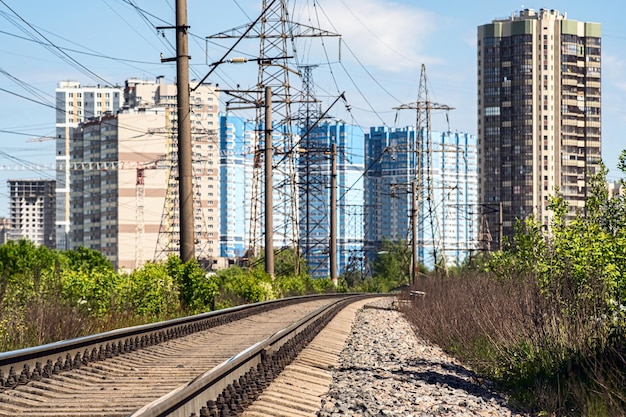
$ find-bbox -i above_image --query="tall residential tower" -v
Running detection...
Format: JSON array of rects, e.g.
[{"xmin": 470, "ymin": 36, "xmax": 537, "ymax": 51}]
[
  {"xmin": 477, "ymin": 9, "xmax": 601, "ymax": 249},
  {"xmin": 298, "ymin": 120, "xmax": 364, "ymax": 278},
  {"xmin": 55, "ymin": 82, "xmax": 123, "ymax": 249},
  {"xmin": 8, "ymin": 179, "xmax": 56, "ymax": 248},
  {"xmin": 67, "ymin": 79, "xmax": 220, "ymax": 270}
]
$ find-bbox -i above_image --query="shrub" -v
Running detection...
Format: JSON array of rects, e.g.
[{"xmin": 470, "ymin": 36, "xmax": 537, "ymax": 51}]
[
  {"xmin": 119, "ymin": 262, "xmax": 180, "ymax": 319},
  {"xmin": 60, "ymin": 267, "xmax": 121, "ymax": 317},
  {"xmin": 167, "ymin": 255, "xmax": 218, "ymax": 313},
  {"xmin": 215, "ymin": 266, "xmax": 275, "ymax": 307}
]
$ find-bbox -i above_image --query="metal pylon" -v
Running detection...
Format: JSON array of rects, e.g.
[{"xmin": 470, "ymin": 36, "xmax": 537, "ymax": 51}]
[
  {"xmin": 296, "ymin": 64, "xmax": 328, "ymax": 274},
  {"xmin": 208, "ymin": 0, "xmax": 339, "ymax": 272},
  {"xmin": 394, "ymin": 64, "xmax": 452, "ymax": 273}
]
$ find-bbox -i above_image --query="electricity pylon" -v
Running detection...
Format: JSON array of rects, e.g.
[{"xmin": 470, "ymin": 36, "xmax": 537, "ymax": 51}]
[
  {"xmin": 394, "ymin": 64, "xmax": 453, "ymax": 273},
  {"xmin": 208, "ymin": 0, "xmax": 340, "ymax": 274}
]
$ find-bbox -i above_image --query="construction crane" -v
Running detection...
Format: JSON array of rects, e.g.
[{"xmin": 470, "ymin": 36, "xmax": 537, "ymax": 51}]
[
  {"xmin": 135, "ymin": 156, "xmax": 167, "ymax": 268},
  {"xmin": 25, "ymin": 136, "xmax": 55, "ymax": 143}
]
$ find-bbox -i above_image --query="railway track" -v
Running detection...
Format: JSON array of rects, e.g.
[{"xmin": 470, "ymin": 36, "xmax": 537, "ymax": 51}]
[{"xmin": 0, "ymin": 294, "xmax": 375, "ymax": 417}]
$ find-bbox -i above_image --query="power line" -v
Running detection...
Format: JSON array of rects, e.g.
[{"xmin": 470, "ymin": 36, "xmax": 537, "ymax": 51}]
[
  {"xmin": 0, "ymin": 30, "xmax": 160, "ymax": 65},
  {"xmin": 0, "ymin": 0, "xmax": 113, "ymax": 87}
]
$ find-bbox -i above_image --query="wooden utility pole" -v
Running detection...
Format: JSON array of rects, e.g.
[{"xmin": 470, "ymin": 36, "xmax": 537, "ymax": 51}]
[
  {"xmin": 264, "ymin": 86, "xmax": 274, "ymax": 278},
  {"xmin": 330, "ymin": 143, "xmax": 337, "ymax": 285},
  {"xmin": 175, "ymin": 0, "xmax": 194, "ymax": 262}
]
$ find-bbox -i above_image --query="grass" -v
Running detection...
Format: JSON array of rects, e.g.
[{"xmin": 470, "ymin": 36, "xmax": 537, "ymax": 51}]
[
  {"xmin": 401, "ymin": 271, "xmax": 626, "ymax": 416},
  {"xmin": 0, "ymin": 297, "xmax": 186, "ymax": 352}
]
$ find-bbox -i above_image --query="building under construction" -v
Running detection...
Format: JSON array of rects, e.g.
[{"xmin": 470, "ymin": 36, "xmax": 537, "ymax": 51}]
[{"xmin": 8, "ymin": 179, "xmax": 56, "ymax": 248}]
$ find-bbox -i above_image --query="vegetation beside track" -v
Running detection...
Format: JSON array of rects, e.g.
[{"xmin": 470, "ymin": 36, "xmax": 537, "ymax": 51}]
[{"xmin": 404, "ymin": 155, "xmax": 626, "ymax": 416}]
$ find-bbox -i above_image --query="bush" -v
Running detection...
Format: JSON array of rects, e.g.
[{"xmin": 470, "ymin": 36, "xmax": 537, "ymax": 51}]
[
  {"xmin": 402, "ymin": 157, "xmax": 626, "ymax": 415},
  {"xmin": 273, "ymin": 274, "xmax": 307, "ymax": 297},
  {"xmin": 215, "ymin": 266, "xmax": 275, "ymax": 308},
  {"xmin": 167, "ymin": 256, "xmax": 218, "ymax": 313},
  {"xmin": 403, "ymin": 271, "xmax": 626, "ymax": 415},
  {"xmin": 60, "ymin": 267, "xmax": 121, "ymax": 317},
  {"xmin": 119, "ymin": 262, "xmax": 180, "ymax": 319}
]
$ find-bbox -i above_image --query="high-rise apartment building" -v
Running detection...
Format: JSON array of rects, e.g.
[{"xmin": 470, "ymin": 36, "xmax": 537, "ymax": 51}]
[
  {"xmin": 477, "ymin": 9, "xmax": 601, "ymax": 248},
  {"xmin": 70, "ymin": 109, "xmax": 169, "ymax": 268},
  {"xmin": 297, "ymin": 120, "xmax": 364, "ymax": 278},
  {"xmin": 219, "ymin": 114, "xmax": 255, "ymax": 260},
  {"xmin": 68, "ymin": 79, "xmax": 220, "ymax": 270},
  {"xmin": 55, "ymin": 82, "xmax": 124, "ymax": 249},
  {"xmin": 8, "ymin": 179, "xmax": 56, "ymax": 248},
  {"xmin": 364, "ymin": 127, "xmax": 478, "ymax": 269}
]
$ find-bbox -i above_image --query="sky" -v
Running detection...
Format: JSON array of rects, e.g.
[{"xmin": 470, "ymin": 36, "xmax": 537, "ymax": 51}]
[{"xmin": 0, "ymin": 0, "xmax": 624, "ymax": 218}]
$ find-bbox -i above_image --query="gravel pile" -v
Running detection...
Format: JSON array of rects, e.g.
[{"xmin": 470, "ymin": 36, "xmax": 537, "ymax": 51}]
[{"xmin": 317, "ymin": 298, "xmax": 528, "ymax": 417}]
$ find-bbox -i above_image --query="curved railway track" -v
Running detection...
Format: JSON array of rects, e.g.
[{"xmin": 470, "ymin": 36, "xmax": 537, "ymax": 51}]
[{"xmin": 0, "ymin": 294, "xmax": 376, "ymax": 417}]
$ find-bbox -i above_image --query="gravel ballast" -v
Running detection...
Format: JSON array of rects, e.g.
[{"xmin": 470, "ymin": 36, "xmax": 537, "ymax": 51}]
[{"xmin": 317, "ymin": 298, "xmax": 528, "ymax": 417}]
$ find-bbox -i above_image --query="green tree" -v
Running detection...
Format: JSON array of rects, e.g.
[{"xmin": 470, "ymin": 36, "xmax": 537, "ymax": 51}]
[
  {"xmin": 368, "ymin": 238, "xmax": 413, "ymax": 292},
  {"xmin": 0, "ymin": 240, "xmax": 60, "ymax": 308},
  {"xmin": 372, "ymin": 239, "xmax": 411, "ymax": 285},
  {"xmin": 252, "ymin": 247, "xmax": 308, "ymax": 278},
  {"xmin": 61, "ymin": 246, "xmax": 114, "ymax": 272}
]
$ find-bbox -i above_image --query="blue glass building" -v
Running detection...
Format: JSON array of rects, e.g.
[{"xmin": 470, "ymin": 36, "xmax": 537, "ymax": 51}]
[
  {"xmin": 298, "ymin": 120, "xmax": 364, "ymax": 278},
  {"xmin": 219, "ymin": 114, "xmax": 254, "ymax": 259},
  {"xmin": 364, "ymin": 126, "xmax": 478, "ymax": 269}
]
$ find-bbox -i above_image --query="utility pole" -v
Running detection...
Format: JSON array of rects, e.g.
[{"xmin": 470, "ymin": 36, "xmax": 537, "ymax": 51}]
[
  {"xmin": 330, "ymin": 143, "xmax": 337, "ymax": 285},
  {"xmin": 264, "ymin": 86, "xmax": 274, "ymax": 278},
  {"xmin": 175, "ymin": 0, "xmax": 194, "ymax": 262},
  {"xmin": 208, "ymin": 1, "xmax": 340, "ymax": 264},
  {"xmin": 499, "ymin": 201, "xmax": 503, "ymax": 251},
  {"xmin": 411, "ymin": 179, "xmax": 418, "ymax": 285}
]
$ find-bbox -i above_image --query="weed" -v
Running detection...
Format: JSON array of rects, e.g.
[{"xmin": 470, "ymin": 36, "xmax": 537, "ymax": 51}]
[{"xmin": 401, "ymin": 271, "xmax": 626, "ymax": 416}]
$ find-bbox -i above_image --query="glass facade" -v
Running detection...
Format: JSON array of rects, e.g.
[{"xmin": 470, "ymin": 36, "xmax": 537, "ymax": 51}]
[{"xmin": 364, "ymin": 126, "xmax": 478, "ymax": 269}]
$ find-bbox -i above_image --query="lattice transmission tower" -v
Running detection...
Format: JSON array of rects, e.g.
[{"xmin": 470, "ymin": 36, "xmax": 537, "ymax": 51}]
[
  {"xmin": 394, "ymin": 64, "xmax": 452, "ymax": 273},
  {"xmin": 208, "ymin": 1, "xmax": 339, "ymax": 271},
  {"xmin": 296, "ymin": 64, "xmax": 330, "ymax": 274}
]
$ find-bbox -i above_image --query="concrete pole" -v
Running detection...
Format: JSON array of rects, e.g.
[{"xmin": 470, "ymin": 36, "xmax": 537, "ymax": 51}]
[
  {"xmin": 264, "ymin": 86, "xmax": 274, "ymax": 278},
  {"xmin": 412, "ymin": 179, "xmax": 418, "ymax": 286},
  {"xmin": 330, "ymin": 143, "xmax": 337, "ymax": 285},
  {"xmin": 176, "ymin": 0, "xmax": 194, "ymax": 262},
  {"xmin": 499, "ymin": 201, "xmax": 503, "ymax": 251}
]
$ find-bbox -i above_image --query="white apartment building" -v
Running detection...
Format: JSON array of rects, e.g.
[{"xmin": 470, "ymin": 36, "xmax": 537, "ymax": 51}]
[
  {"xmin": 55, "ymin": 82, "xmax": 124, "ymax": 249},
  {"xmin": 66, "ymin": 78, "xmax": 220, "ymax": 270}
]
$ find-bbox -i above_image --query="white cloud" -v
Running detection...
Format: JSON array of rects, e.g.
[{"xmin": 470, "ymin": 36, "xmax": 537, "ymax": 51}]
[{"xmin": 307, "ymin": 0, "xmax": 440, "ymax": 72}]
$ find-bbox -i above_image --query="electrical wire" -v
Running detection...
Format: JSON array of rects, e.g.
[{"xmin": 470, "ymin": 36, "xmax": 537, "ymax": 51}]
[
  {"xmin": 0, "ymin": 0, "xmax": 114, "ymax": 87},
  {"xmin": 0, "ymin": 66, "xmax": 55, "ymax": 107},
  {"xmin": 0, "ymin": 30, "xmax": 159, "ymax": 65}
]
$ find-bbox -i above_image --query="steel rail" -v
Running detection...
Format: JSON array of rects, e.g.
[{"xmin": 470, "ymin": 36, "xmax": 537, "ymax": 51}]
[
  {"xmin": 130, "ymin": 294, "xmax": 370, "ymax": 417},
  {"xmin": 0, "ymin": 293, "xmax": 349, "ymax": 390}
]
